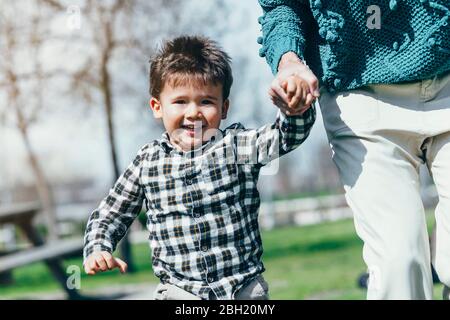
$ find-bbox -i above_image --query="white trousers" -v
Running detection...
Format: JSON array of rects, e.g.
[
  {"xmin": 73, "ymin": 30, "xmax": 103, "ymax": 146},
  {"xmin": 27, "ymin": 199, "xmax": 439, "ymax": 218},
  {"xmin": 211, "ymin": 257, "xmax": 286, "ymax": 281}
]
[{"xmin": 318, "ymin": 70, "xmax": 450, "ymax": 299}]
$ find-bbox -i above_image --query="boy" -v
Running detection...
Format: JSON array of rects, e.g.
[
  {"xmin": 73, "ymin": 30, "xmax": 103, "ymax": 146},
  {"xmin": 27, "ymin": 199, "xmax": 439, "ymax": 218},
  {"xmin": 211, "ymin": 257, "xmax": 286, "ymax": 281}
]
[{"xmin": 83, "ymin": 36, "xmax": 316, "ymax": 300}]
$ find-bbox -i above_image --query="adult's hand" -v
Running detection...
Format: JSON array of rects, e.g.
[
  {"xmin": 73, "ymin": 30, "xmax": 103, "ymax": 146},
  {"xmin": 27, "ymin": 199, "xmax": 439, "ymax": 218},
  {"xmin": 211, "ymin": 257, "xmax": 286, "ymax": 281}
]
[{"xmin": 269, "ymin": 52, "xmax": 320, "ymax": 115}]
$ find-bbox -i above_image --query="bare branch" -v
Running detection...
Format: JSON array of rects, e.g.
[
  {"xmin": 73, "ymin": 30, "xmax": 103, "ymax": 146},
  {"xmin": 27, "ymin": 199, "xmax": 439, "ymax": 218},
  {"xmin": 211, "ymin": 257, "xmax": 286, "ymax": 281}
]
[{"xmin": 37, "ymin": 0, "xmax": 64, "ymax": 10}]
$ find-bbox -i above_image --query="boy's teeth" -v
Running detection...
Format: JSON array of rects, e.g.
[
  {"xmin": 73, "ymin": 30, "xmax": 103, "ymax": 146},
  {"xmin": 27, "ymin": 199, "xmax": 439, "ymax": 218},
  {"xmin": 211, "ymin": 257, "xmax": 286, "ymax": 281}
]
[{"xmin": 182, "ymin": 124, "xmax": 206, "ymax": 130}]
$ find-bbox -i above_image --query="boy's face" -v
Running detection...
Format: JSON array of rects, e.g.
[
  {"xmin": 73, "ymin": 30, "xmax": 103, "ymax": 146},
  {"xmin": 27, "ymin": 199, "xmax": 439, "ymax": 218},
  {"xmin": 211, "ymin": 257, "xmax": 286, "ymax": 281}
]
[{"xmin": 150, "ymin": 81, "xmax": 229, "ymax": 151}]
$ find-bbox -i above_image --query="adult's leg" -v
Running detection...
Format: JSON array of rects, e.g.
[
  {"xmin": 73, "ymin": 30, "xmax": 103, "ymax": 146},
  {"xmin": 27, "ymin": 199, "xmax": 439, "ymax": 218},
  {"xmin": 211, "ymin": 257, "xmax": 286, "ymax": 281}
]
[
  {"xmin": 426, "ymin": 132, "xmax": 450, "ymax": 298},
  {"xmin": 423, "ymin": 70, "xmax": 450, "ymax": 298},
  {"xmin": 319, "ymin": 84, "xmax": 433, "ymax": 299}
]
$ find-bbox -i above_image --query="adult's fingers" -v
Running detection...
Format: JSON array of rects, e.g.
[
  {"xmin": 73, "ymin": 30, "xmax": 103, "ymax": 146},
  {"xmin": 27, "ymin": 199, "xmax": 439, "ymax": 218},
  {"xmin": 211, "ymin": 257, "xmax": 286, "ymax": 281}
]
[
  {"xmin": 304, "ymin": 93, "xmax": 315, "ymax": 108},
  {"xmin": 292, "ymin": 66, "xmax": 319, "ymax": 98},
  {"xmin": 304, "ymin": 73, "xmax": 320, "ymax": 97},
  {"xmin": 299, "ymin": 83, "xmax": 311, "ymax": 109},
  {"xmin": 277, "ymin": 59, "xmax": 320, "ymax": 98},
  {"xmin": 285, "ymin": 78, "xmax": 297, "ymax": 99},
  {"xmin": 288, "ymin": 85, "xmax": 302, "ymax": 110}
]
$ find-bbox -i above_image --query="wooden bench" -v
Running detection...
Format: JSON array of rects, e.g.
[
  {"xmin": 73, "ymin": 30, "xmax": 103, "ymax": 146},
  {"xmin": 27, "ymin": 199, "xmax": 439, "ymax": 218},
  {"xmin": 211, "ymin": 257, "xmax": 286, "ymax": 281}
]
[
  {"xmin": 0, "ymin": 238, "xmax": 83, "ymax": 273},
  {"xmin": 0, "ymin": 203, "xmax": 85, "ymax": 299}
]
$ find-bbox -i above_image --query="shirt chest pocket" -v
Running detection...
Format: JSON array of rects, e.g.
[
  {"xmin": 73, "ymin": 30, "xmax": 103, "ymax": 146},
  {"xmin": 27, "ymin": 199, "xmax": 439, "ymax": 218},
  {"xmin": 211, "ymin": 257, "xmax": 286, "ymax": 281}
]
[{"xmin": 201, "ymin": 147, "xmax": 239, "ymax": 195}]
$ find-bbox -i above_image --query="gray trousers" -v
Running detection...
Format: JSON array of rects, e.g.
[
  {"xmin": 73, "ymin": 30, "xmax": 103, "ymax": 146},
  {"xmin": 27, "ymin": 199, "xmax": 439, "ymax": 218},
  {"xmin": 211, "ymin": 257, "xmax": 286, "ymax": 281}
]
[
  {"xmin": 319, "ymin": 70, "xmax": 450, "ymax": 299},
  {"xmin": 153, "ymin": 274, "xmax": 269, "ymax": 300}
]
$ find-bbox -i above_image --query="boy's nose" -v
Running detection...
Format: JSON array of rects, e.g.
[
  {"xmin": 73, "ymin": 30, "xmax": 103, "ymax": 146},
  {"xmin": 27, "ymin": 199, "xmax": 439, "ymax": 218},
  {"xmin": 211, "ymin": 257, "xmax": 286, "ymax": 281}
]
[{"xmin": 185, "ymin": 103, "xmax": 202, "ymax": 119}]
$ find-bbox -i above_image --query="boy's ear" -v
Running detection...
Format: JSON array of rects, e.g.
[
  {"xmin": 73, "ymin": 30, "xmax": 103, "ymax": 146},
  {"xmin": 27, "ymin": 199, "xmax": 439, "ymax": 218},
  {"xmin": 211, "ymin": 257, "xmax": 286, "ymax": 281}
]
[
  {"xmin": 221, "ymin": 99, "xmax": 230, "ymax": 119},
  {"xmin": 149, "ymin": 97, "xmax": 163, "ymax": 119}
]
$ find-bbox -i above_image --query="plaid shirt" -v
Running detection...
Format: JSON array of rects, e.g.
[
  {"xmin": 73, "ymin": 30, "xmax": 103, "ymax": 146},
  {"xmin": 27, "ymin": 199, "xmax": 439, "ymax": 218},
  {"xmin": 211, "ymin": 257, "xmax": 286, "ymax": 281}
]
[{"xmin": 83, "ymin": 107, "xmax": 316, "ymax": 300}]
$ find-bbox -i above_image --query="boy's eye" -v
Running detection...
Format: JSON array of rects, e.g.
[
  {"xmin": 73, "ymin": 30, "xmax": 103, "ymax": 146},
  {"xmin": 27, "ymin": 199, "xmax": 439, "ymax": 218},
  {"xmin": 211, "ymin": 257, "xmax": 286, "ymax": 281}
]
[
  {"xmin": 173, "ymin": 100, "xmax": 186, "ymax": 104},
  {"xmin": 201, "ymin": 100, "xmax": 213, "ymax": 105}
]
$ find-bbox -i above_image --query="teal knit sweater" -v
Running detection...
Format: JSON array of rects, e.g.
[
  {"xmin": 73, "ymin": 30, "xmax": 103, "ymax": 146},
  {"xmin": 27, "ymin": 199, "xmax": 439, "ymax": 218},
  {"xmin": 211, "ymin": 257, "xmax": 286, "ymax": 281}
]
[{"xmin": 258, "ymin": 0, "xmax": 450, "ymax": 92}]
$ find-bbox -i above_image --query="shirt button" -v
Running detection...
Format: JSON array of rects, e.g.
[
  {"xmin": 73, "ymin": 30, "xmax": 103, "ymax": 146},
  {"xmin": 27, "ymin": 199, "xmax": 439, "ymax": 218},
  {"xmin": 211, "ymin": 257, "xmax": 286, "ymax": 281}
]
[
  {"xmin": 202, "ymin": 246, "xmax": 208, "ymax": 252},
  {"xmin": 194, "ymin": 213, "xmax": 201, "ymax": 218},
  {"xmin": 208, "ymin": 277, "xmax": 215, "ymax": 282},
  {"xmin": 186, "ymin": 179, "xmax": 192, "ymax": 185}
]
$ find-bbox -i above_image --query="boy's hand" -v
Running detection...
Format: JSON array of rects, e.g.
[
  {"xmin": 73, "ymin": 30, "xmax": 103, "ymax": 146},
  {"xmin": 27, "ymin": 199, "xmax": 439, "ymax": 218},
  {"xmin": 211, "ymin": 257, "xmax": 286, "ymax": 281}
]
[{"xmin": 84, "ymin": 251, "xmax": 128, "ymax": 275}]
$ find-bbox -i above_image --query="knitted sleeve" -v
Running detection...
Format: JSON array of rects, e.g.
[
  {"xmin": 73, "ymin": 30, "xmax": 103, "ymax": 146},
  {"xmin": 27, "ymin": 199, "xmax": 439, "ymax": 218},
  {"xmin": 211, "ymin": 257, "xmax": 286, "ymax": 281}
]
[{"xmin": 257, "ymin": 0, "xmax": 313, "ymax": 75}]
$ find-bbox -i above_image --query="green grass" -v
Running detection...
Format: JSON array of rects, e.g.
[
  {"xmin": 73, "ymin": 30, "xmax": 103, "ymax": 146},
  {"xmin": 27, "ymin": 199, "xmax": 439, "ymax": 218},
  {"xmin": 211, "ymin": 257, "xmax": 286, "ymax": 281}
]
[
  {"xmin": 262, "ymin": 219, "xmax": 366, "ymax": 299},
  {"xmin": 0, "ymin": 214, "xmax": 445, "ymax": 299},
  {"xmin": 271, "ymin": 189, "xmax": 340, "ymax": 201}
]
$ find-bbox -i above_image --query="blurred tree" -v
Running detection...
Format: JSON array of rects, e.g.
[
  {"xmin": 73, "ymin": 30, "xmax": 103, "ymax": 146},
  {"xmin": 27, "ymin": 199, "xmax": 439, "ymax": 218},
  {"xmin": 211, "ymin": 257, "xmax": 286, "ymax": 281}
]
[
  {"xmin": 0, "ymin": 0, "xmax": 63, "ymax": 241},
  {"xmin": 37, "ymin": 0, "xmax": 184, "ymax": 272}
]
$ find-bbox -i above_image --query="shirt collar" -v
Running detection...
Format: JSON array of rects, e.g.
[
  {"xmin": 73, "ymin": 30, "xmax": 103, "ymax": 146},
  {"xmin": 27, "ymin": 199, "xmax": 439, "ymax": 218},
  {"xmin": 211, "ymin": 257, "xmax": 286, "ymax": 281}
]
[{"xmin": 159, "ymin": 130, "xmax": 224, "ymax": 156}]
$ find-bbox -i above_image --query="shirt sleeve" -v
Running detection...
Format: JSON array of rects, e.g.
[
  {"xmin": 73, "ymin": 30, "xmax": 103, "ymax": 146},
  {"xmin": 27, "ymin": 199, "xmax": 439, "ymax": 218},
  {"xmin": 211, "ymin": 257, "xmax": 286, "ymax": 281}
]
[
  {"xmin": 234, "ymin": 106, "xmax": 316, "ymax": 167},
  {"xmin": 257, "ymin": 0, "xmax": 313, "ymax": 74},
  {"xmin": 83, "ymin": 146, "xmax": 147, "ymax": 262}
]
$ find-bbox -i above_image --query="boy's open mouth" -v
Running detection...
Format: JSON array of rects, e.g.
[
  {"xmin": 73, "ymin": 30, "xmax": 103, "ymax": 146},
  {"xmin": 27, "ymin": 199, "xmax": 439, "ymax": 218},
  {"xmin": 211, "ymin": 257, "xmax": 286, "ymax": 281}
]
[
  {"xmin": 181, "ymin": 124, "xmax": 206, "ymax": 130},
  {"xmin": 181, "ymin": 124, "xmax": 205, "ymax": 137}
]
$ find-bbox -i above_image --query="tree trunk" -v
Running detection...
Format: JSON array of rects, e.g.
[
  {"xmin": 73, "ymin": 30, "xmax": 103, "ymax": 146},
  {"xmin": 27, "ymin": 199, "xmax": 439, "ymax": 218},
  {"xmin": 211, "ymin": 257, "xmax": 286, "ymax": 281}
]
[
  {"xmin": 101, "ymin": 57, "xmax": 120, "ymax": 180},
  {"xmin": 15, "ymin": 106, "xmax": 58, "ymax": 242},
  {"xmin": 101, "ymin": 48, "xmax": 135, "ymax": 273}
]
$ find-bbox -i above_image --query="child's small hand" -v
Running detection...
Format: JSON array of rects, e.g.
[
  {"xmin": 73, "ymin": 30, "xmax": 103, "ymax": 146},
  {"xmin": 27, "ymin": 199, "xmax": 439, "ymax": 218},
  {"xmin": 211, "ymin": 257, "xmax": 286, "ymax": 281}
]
[
  {"xmin": 281, "ymin": 75, "xmax": 316, "ymax": 114},
  {"xmin": 84, "ymin": 251, "xmax": 128, "ymax": 275}
]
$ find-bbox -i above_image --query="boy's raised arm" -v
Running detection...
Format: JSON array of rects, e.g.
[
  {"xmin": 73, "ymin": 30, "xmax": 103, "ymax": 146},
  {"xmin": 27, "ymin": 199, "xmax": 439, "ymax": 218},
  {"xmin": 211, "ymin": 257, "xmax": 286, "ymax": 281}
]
[
  {"xmin": 83, "ymin": 145, "xmax": 147, "ymax": 266},
  {"xmin": 234, "ymin": 106, "xmax": 315, "ymax": 167}
]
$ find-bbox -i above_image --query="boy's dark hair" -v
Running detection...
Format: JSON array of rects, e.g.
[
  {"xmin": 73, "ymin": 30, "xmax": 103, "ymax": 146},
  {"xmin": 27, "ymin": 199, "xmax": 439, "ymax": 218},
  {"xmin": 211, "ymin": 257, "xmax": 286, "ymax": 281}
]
[{"xmin": 149, "ymin": 35, "xmax": 233, "ymax": 100}]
